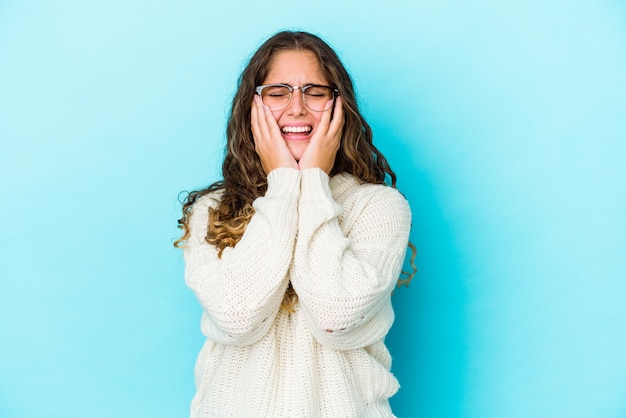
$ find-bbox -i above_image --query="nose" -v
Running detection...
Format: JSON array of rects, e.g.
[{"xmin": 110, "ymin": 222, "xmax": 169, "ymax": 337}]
[{"xmin": 286, "ymin": 86, "xmax": 306, "ymax": 115}]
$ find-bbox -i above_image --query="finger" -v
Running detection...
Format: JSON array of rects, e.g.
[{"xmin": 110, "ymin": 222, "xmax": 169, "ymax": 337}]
[
  {"xmin": 310, "ymin": 99, "xmax": 334, "ymax": 143},
  {"xmin": 261, "ymin": 102, "xmax": 283, "ymax": 140},
  {"xmin": 254, "ymin": 96, "xmax": 271, "ymax": 140},
  {"xmin": 252, "ymin": 97, "xmax": 274, "ymax": 152},
  {"xmin": 256, "ymin": 97, "xmax": 284, "ymax": 143},
  {"xmin": 252, "ymin": 97, "xmax": 275, "ymax": 173},
  {"xmin": 327, "ymin": 96, "xmax": 344, "ymax": 138},
  {"xmin": 251, "ymin": 97, "xmax": 261, "ymax": 140}
]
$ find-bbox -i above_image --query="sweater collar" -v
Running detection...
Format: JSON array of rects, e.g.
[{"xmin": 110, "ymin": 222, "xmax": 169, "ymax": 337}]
[{"xmin": 329, "ymin": 172, "xmax": 356, "ymax": 196}]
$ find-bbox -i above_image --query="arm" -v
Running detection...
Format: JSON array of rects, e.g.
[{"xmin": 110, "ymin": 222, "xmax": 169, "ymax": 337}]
[
  {"xmin": 183, "ymin": 168, "xmax": 301, "ymax": 345},
  {"xmin": 291, "ymin": 169, "xmax": 411, "ymax": 350}
]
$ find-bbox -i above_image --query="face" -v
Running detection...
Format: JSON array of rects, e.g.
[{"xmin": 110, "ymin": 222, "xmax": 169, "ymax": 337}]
[{"xmin": 262, "ymin": 49, "xmax": 330, "ymax": 161}]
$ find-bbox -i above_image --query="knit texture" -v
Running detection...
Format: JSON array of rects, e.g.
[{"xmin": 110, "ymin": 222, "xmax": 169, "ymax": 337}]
[{"xmin": 184, "ymin": 167, "xmax": 412, "ymax": 418}]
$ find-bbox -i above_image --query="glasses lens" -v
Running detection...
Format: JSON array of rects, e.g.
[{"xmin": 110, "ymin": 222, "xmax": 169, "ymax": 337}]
[
  {"xmin": 303, "ymin": 86, "xmax": 334, "ymax": 111},
  {"xmin": 260, "ymin": 85, "xmax": 290, "ymax": 110}
]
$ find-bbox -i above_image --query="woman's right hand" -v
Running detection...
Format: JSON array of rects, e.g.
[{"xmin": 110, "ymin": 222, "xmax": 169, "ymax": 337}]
[{"xmin": 251, "ymin": 95, "xmax": 298, "ymax": 174}]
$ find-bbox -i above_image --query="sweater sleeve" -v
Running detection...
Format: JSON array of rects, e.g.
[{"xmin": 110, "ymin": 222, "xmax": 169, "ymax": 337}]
[
  {"xmin": 183, "ymin": 168, "xmax": 301, "ymax": 346},
  {"xmin": 291, "ymin": 169, "xmax": 411, "ymax": 350}
]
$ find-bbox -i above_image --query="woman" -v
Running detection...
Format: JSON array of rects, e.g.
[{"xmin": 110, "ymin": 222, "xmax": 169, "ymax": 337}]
[{"xmin": 176, "ymin": 30, "xmax": 415, "ymax": 417}]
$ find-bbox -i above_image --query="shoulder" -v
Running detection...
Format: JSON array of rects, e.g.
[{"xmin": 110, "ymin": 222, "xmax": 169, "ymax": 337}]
[
  {"xmin": 187, "ymin": 189, "xmax": 224, "ymax": 225},
  {"xmin": 192, "ymin": 189, "xmax": 224, "ymax": 210},
  {"xmin": 331, "ymin": 174, "xmax": 409, "ymax": 209},
  {"xmin": 330, "ymin": 174, "xmax": 411, "ymax": 227}
]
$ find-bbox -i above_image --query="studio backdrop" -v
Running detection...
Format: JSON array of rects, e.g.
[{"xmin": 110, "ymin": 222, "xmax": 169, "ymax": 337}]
[{"xmin": 1, "ymin": 1, "xmax": 625, "ymax": 417}]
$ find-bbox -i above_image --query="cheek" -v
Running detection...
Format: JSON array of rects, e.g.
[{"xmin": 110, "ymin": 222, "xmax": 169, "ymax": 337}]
[
  {"xmin": 270, "ymin": 110, "xmax": 283, "ymax": 122},
  {"xmin": 311, "ymin": 113, "xmax": 324, "ymax": 126}
]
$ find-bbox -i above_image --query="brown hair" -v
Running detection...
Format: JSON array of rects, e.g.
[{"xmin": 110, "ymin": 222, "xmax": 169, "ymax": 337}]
[{"xmin": 175, "ymin": 31, "xmax": 416, "ymax": 305}]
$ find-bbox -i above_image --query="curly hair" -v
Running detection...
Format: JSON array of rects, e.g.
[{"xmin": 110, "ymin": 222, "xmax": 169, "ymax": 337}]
[{"xmin": 175, "ymin": 31, "xmax": 416, "ymax": 309}]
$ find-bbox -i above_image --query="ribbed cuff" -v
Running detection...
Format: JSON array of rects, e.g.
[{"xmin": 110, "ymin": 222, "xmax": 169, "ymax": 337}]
[
  {"xmin": 298, "ymin": 168, "xmax": 342, "ymax": 227},
  {"xmin": 299, "ymin": 168, "xmax": 332, "ymax": 201},
  {"xmin": 266, "ymin": 167, "xmax": 301, "ymax": 199}
]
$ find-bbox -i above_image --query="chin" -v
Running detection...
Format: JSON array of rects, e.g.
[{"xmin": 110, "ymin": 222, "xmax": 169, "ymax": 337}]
[{"xmin": 286, "ymin": 142, "xmax": 309, "ymax": 162}]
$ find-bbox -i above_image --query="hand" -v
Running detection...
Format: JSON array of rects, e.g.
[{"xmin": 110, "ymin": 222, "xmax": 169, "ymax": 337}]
[
  {"xmin": 297, "ymin": 97, "xmax": 344, "ymax": 174},
  {"xmin": 250, "ymin": 95, "xmax": 298, "ymax": 174}
]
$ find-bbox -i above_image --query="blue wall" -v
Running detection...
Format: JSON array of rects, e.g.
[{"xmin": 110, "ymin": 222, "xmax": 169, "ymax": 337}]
[{"xmin": 1, "ymin": 1, "xmax": 625, "ymax": 417}]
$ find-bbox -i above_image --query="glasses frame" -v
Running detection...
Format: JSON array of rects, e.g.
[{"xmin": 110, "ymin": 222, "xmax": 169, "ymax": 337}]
[{"xmin": 254, "ymin": 84, "xmax": 340, "ymax": 112}]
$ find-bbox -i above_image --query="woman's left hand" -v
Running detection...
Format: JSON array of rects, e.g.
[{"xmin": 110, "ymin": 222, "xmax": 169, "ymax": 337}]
[{"xmin": 298, "ymin": 96, "xmax": 344, "ymax": 173}]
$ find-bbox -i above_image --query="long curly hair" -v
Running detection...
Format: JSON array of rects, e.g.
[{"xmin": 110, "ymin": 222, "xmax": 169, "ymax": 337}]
[{"xmin": 175, "ymin": 31, "xmax": 416, "ymax": 308}]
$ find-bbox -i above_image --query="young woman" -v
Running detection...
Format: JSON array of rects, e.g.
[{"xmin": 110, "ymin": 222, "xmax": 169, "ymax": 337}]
[{"xmin": 176, "ymin": 30, "xmax": 415, "ymax": 417}]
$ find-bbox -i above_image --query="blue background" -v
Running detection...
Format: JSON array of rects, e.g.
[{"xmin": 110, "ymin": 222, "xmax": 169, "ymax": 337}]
[{"xmin": 1, "ymin": 1, "xmax": 625, "ymax": 417}]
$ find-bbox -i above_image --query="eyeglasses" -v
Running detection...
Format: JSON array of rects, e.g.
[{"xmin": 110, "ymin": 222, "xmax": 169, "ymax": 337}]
[{"xmin": 255, "ymin": 84, "xmax": 340, "ymax": 112}]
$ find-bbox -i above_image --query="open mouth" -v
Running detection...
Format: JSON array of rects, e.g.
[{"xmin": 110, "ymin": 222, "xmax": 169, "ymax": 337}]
[{"xmin": 281, "ymin": 125, "xmax": 312, "ymax": 134}]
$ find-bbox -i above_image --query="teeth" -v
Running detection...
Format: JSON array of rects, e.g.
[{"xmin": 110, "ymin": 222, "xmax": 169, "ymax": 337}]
[{"xmin": 281, "ymin": 125, "xmax": 311, "ymax": 133}]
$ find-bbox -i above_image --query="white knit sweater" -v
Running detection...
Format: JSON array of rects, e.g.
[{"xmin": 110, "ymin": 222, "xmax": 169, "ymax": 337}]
[{"xmin": 184, "ymin": 167, "xmax": 411, "ymax": 417}]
